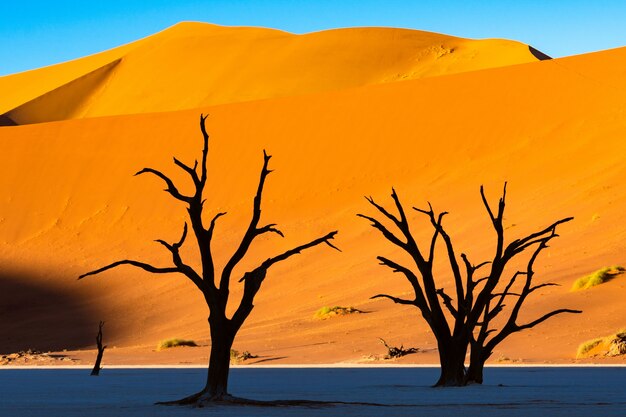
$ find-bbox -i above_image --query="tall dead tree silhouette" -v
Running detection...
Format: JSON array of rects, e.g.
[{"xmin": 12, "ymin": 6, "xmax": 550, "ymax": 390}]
[
  {"xmin": 79, "ymin": 115, "xmax": 338, "ymax": 404},
  {"xmin": 359, "ymin": 184, "xmax": 581, "ymax": 386}
]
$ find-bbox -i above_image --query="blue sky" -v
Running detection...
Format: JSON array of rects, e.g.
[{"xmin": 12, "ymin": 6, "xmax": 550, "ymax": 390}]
[{"xmin": 2, "ymin": 1, "xmax": 626, "ymax": 76}]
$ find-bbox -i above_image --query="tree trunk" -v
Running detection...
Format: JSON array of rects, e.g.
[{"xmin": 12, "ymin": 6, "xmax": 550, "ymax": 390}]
[
  {"xmin": 434, "ymin": 341, "xmax": 467, "ymax": 386},
  {"xmin": 90, "ymin": 321, "xmax": 105, "ymax": 376},
  {"xmin": 202, "ymin": 317, "xmax": 235, "ymax": 400},
  {"xmin": 465, "ymin": 348, "xmax": 489, "ymax": 384},
  {"xmin": 156, "ymin": 317, "xmax": 237, "ymax": 405},
  {"xmin": 465, "ymin": 361, "xmax": 484, "ymax": 385},
  {"xmin": 90, "ymin": 346, "xmax": 105, "ymax": 376}
]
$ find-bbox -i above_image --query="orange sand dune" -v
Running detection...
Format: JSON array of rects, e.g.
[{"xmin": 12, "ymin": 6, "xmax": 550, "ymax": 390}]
[
  {"xmin": 1, "ymin": 34, "xmax": 625, "ymax": 365},
  {"xmin": 0, "ymin": 22, "xmax": 545, "ymax": 125}
]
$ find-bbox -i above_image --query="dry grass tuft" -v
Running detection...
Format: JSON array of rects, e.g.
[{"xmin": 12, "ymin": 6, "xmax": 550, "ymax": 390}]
[
  {"xmin": 314, "ymin": 305, "xmax": 363, "ymax": 320},
  {"xmin": 156, "ymin": 338, "xmax": 198, "ymax": 351},
  {"xmin": 571, "ymin": 266, "xmax": 625, "ymax": 291}
]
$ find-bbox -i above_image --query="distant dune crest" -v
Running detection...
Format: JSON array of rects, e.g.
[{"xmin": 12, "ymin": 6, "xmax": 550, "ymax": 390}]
[{"xmin": 0, "ymin": 22, "xmax": 544, "ymax": 125}]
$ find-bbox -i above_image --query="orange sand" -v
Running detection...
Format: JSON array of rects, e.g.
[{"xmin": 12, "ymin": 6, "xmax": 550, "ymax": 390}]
[{"xmin": 0, "ymin": 24, "xmax": 624, "ymax": 365}]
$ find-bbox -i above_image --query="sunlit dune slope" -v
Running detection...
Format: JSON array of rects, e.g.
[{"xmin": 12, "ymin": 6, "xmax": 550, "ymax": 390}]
[
  {"xmin": 1, "ymin": 45, "xmax": 625, "ymax": 363},
  {"xmin": 0, "ymin": 22, "xmax": 545, "ymax": 125}
]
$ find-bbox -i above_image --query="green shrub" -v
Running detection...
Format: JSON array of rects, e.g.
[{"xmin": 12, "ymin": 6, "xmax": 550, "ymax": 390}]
[
  {"xmin": 156, "ymin": 338, "xmax": 198, "ymax": 351},
  {"xmin": 314, "ymin": 305, "xmax": 362, "ymax": 319},
  {"xmin": 571, "ymin": 266, "xmax": 625, "ymax": 291},
  {"xmin": 576, "ymin": 338, "xmax": 603, "ymax": 358}
]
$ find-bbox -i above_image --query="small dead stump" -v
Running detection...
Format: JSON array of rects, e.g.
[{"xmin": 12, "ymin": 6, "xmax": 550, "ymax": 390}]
[
  {"xmin": 379, "ymin": 338, "xmax": 419, "ymax": 359},
  {"xmin": 91, "ymin": 321, "xmax": 106, "ymax": 376},
  {"xmin": 230, "ymin": 349, "xmax": 258, "ymax": 364}
]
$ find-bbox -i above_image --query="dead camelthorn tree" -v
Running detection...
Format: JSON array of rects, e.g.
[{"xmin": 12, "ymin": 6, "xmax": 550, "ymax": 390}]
[
  {"xmin": 79, "ymin": 115, "xmax": 338, "ymax": 404},
  {"xmin": 359, "ymin": 184, "xmax": 581, "ymax": 386},
  {"xmin": 90, "ymin": 321, "xmax": 106, "ymax": 376}
]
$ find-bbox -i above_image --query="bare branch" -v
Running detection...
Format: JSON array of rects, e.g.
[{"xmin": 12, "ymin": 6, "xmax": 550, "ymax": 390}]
[
  {"xmin": 480, "ymin": 182, "xmax": 506, "ymax": 226},
  {"xmin": 174, "ymin": 223, "xmax": 188, "ymax": 248},
  {"xmin": 377, "ymin": 256, "xmax": 430, "ymax": 315},
  {"xmin": 423, "ymin": 210, "xmax": 447, "ymax": 265},
  {"xmin": 150, "ymin": 223, "xmax": 206, "ymax": 291},
  {"xmin": 389, "ymin": 188, "xmax": 411, "ymax": 224},
  {"xmin": 135, "ymin": 168, "xmax": 193, "ymax": 203},
  {"xmin": 156, "ymin": 223, "xmax": 188, "ymax": 251},
  {"xmin": 478, "ymin": 184, "xmax": 507, "ymax": 279},
  {"xmin": 377, "ymin": 257, "xmax": 421, "ymax": 291},
  {"xmin": 529, "ymin": 282, "xmax": 560, "ymax": 293},
  {"xmin": 474, "ymin": 276, "xmax": 490, "ymax": 285},
  {"xmin": 365, "ymin": 195, "xmax": 402, "ymax": 229},
  {"xmin": 81, "ymin": 221, "xmax": 207, "ymax": 292},
  {"xmin": 231, "ymin": 230, "xmax": 338, "ymax": 329},
  {"xmin": 475, "ymin": 261, "xmax": 491, "ymax": 270},
  {"xmin": 363, "ymin": 190, "xmax": 445, "ymax": 332},
  {"xmin": 413, "ymin": 208, "xmax": 448, "ymax": 265},
  {"xmin": 415, "ymin": 204, "xmax": 464, "ymax": 315},
  {"xmin": 506, "ymin": 217, "xmax": 573, "ymax": 258},
  {"xmin": 480, "ymin": 185, "xmax": 497, "ymax": 224},
  {"xmin": 371, "ymin": 294, "xmax": 416, "ymax": 306},
  {"xmin": 241, "ymin": 231, "xmax": 339, "ymax": 279},
  {"xmin": 357, "ymin": 213, "xmax": 407, "ymax": 249},
  {"xmin": 491, "ymin": 292, "xmax": 521, "ymax": 298},
  {"xmin": 220, "ymin": 151, "xmax": 273, "ymax": 293},
  {"xmin": 325, "ymin": 239, "xmax": 342, "ymax": 252},
  {"xmin": 489, "ymin": 271, "xmax": 526, "ymax": 318},
  {"xmin": 256, "ymin": 223, "xmax": 285, "ymax": 238},
  {"xmin": 390, "ymin": 188, "xmax": 428, "ymax": 267},
  {"xmin": 173, "ymin": 157, "xmax": 200, "ymax": 186},
  {"xmin": 436, "ymin": 288, "xmax": 458, "ymax": 318},
  {"xmin": 207, "ymin": 212, "xmax": 227, "ymax": 238},
  {"xmin": 461, "ymin": 253, "xmax": 473, "ymax": 283},
  {"xmin": 516, "ymin": 309, "xmax": 582, "ymax": 331},
  {"xmin": 79, "ymin": 260, "xmax": 179, "ymax": 280},
  {"xmin": 199, "ymin": 114, "xmax": 210, "ymax": 185}
]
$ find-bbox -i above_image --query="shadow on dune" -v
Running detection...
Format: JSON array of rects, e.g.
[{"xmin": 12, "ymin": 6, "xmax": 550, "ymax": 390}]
[
  {"xmin": 248, "ymin": 356, "xmax": 288, "ymax": 365},
  {"xmin": 0, "ymin": 114, "xmax": 17, "ymax": 126},
  {"xmin": 529, "ymin": 45, "xmax": 552, "ymax": 61},
  {"xmin": 0, "ymin": 269, "xmax": 102, "ymax": 354}
]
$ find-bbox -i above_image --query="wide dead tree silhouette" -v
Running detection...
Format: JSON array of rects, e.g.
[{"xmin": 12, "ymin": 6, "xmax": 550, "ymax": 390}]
[
  {"xmin": 359, "ymin": 184, "xmax": 581, "ymax": 386},
  {"xmin": 80, "ymin": 115, "xmax": 338, "ymax": 404}
]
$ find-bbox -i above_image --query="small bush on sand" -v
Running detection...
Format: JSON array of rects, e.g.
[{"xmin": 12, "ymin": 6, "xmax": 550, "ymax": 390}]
[
  {"xmin": 314, "ymin": 305, "xmax": 363, "ymax": 320},
  {"xmin": 577, "ymin": 330, "xmax": 626, "ymax": 358},
  {"xmin": 156, "ymin": 338, "xmax": 198, "ymax": 351},
  {"xmin": 576, "ymin": 338, "xmax": 603, "ymax": 358},
  {"xmin": 571, "ymin": 266, "xmax": 625, "ymax": 291}
]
